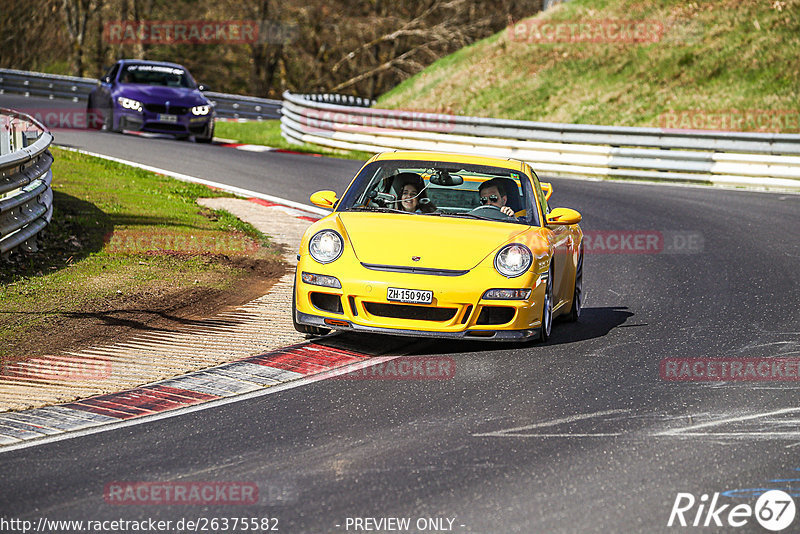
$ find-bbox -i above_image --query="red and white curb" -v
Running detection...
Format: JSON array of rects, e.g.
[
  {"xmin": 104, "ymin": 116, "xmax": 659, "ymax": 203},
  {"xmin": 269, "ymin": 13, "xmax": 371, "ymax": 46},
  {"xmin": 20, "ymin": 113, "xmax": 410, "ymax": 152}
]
[
  {"xmin": 123, "ymin": 130, "xmax": 323, "ymax": 156},
  {"xmin": 0, "ymin": 342, "xmax": 379, "ymax": 448}
]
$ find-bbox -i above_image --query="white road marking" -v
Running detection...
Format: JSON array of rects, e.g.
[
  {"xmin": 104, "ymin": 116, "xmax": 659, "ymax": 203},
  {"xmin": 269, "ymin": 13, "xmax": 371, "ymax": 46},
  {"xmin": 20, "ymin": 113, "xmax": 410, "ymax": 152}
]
[
  {"xmin": 655, "ymin": 407, "xmax": 800, "ymax": 439},
  {"xmin": 472, "ymin": 409, "xmax": 630, "ymax": 438}
]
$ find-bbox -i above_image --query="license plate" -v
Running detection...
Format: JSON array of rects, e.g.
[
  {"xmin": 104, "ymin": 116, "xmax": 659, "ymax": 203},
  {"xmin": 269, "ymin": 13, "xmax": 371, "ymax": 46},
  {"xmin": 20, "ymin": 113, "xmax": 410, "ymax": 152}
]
[
  {"xmin": 387, "ymin": 287, "xmax": 433, "ymax": 304},
  {"xmin": 158, "ymin": 114, "xmax": 178, "ymax": 123}
]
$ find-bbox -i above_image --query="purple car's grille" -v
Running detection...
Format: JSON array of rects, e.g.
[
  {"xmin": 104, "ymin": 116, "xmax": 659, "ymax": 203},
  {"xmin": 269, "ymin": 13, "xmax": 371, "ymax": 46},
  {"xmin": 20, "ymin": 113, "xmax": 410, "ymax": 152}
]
[{"xmin": 144, "ymin": 104, "xmax": 189, "ymax": 115}]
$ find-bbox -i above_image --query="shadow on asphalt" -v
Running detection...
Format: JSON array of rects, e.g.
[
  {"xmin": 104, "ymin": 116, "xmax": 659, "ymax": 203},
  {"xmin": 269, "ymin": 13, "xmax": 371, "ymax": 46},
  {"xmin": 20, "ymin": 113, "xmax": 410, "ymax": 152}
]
[{"xmin": 311, "ymin": 306, "xmax": 635, "ymax": 357}]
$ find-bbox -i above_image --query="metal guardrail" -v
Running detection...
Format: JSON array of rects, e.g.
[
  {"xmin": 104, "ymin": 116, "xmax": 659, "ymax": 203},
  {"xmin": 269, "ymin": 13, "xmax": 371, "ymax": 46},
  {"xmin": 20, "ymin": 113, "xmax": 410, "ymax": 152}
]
[
  {"xmin": 0, "ymin": 68, "xmax": 282, "ymax": 120},
  {"xmin": 280, "ymin": 91, "xmax": 800, "ymax": 190},
  {"xmin": 0, "ymin": 108, "xmax": 54, "ymax": 255}
]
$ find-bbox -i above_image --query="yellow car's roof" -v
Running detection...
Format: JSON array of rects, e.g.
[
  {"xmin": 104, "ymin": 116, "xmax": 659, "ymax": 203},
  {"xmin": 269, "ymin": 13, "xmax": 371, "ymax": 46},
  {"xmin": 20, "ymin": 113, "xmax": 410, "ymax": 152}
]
[{"xmin": 370, "ymin": 151, "xmax": 527, "ymax": 173}]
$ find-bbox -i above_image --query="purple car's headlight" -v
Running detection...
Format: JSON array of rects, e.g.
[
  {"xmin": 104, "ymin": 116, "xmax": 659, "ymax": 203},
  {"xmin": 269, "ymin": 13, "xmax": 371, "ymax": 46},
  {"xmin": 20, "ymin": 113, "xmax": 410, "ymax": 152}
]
[
  {"xmin": 117, "ymin": 97, "xmax": 142, "ymax": 112},
  {"xmin": 191, "ymin": 105, "xmax": 211, "ymax": 116}
]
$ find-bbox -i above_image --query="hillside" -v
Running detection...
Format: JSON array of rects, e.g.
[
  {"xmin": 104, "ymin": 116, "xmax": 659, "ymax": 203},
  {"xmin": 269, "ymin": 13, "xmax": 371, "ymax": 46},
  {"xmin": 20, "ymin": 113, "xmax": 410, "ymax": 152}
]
[{"xmin": 378, "ymin": 0, "xmax": 800, "ymax": 131}]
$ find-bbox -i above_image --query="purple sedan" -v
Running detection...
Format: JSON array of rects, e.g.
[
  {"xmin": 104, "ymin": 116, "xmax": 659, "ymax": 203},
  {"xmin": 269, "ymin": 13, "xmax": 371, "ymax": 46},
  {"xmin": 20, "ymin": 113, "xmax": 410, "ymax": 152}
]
[{"xmin": 87, "ymin": 60, "xmax": 215, "ymax": 142}]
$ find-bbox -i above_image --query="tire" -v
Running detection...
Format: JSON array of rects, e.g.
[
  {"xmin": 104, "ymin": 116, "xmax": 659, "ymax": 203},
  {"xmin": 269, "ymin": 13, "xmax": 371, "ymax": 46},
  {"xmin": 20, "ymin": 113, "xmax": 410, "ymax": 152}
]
[
  {"xmin": 538, "ymin": 266, "xmax": 553, "ymax": 343},
  {"xmin": 567, "ymin": 247, "xmax": 583, "ymax": 322},
  {"xmin": 102, "ymin": 101, "xmax": 120, "ymax": 133},
  {"xmin": 195, "ymin": 121, "xmax": 214, "ymax": 143},
  {"xmin": 292, "ymin": 281, "xmax": 330, "ymax": 336},
  {"xmin": 86, "ymin": 95, "xmax": 103, "ymax": 130}
]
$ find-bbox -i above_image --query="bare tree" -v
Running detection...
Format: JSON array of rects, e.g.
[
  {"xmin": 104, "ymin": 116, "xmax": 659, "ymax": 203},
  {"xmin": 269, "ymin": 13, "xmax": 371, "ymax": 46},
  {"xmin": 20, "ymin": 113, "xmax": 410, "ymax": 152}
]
[{"xmin": 62, "ymin": 0, "xmax": 102, "ymax": 76}]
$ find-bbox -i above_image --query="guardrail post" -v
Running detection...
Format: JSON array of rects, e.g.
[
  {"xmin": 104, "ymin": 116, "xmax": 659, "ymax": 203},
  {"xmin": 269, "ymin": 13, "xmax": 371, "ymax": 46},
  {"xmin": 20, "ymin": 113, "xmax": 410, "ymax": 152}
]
[{"xmin": 0, "ymin": 121, "xmax": 9, "ymax": 155}]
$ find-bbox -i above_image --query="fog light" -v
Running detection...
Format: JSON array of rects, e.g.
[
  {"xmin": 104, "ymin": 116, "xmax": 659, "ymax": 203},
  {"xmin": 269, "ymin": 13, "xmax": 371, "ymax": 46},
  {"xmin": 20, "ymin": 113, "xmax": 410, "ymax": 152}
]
[
  {"xmin": 302, "ymin": 272, "xmax": 342, "ymax": 288},
  {"xmin": 482, "ymin": 288, "xmax": 531, "ymax": 300}
]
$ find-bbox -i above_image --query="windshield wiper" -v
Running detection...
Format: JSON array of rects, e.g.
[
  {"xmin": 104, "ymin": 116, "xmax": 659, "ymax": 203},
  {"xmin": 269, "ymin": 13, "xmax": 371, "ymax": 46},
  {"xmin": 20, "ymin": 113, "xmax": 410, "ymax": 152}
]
[
  {"xmin": 346, "ymin": 206, "xmax": 411, "ymax": 214},
  {"xmin": 439, "ymin": 212, "xmax": 484, "ymax": 219}
]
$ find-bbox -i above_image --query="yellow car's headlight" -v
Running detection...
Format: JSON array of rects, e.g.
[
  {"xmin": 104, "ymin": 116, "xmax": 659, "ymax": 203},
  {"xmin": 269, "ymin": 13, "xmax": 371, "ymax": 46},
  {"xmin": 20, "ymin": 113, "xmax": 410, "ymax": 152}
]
[
  {"xmin": 494, "ymin": 244, "xmax": 532, "ymax": 278},
  {"xmin": 309, "ymin": 230, "xmax": 343, "ymax": 264}
]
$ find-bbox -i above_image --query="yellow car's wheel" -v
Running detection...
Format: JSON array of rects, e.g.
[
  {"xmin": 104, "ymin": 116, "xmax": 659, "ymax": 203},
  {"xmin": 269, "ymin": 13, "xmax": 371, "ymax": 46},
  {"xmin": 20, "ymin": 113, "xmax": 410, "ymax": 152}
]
[
  {"xmin": 538, "ymin": 266, "xmax": 553, "ymax": 343},
  {"xmin": 567, "ymin": 248, "xmax": 583, "ymax": 322}
]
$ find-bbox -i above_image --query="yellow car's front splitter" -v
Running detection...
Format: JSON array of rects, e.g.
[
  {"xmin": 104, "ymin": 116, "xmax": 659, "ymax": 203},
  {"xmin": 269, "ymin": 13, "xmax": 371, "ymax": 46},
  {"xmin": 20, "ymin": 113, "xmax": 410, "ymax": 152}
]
[{"xmin": 295, "ymin": 308, "xmax": 541, "ymax": 341}]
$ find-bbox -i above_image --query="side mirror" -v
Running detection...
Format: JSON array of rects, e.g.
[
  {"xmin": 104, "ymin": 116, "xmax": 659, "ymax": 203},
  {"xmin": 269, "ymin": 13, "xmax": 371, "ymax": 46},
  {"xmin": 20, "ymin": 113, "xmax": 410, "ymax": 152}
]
[
  {"xmin": 101, "ymin": 76, "xmax": 111, "ymax": 84},
  {"xmin": 198, "ymin": 84, "xmax": 211, "ymax": 92},
  {"xmin": 546, "ymin": 207, "xmax": 581, "ymax": 225},
  {"xmin": 540, "ymin": 182, "xmax": 553, "ymax": 201},
  {"xmin": 310, "ymin": 190, "xmax": 338, "ymax": 209}
]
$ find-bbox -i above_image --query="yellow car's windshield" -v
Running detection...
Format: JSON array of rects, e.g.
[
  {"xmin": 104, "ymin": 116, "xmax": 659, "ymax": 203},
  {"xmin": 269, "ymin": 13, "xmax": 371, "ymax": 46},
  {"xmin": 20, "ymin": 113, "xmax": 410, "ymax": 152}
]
[{"xmin": 338, "ymin": 160, "xmax": 538, "ymax": 225}]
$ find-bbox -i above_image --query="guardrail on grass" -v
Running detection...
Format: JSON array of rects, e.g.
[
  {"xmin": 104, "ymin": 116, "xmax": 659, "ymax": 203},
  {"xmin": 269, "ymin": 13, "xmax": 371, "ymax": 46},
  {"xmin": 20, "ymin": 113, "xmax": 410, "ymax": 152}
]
[
  {"xmin": 280, "ymin": 91, "xmax": 800, "ymax": 190},
  {"xmin": 0, "ymin": 108, "xmax": 54, "ymax": 255}
]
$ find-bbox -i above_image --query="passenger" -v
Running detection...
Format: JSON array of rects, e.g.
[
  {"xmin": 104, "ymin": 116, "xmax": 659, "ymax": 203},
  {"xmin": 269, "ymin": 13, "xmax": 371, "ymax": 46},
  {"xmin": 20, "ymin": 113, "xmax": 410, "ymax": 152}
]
[
  {"xmin": 394, "ymin": 173, "xmax": 436, "ymax": 213},
  {"xmin": 477, "ymin": 178, "xmax": 514, "ymax": 217}
]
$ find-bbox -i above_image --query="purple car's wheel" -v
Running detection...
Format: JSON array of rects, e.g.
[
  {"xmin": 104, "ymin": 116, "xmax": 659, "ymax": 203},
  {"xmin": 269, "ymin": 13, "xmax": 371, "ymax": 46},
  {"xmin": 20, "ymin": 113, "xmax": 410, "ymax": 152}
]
[
  {"xmin": 195, "ymin": 121, "xmax": 214, "ymax": 143},
  {"xmin": 101, "ymin": 101, "xmax": 120, "ymax": 133}
]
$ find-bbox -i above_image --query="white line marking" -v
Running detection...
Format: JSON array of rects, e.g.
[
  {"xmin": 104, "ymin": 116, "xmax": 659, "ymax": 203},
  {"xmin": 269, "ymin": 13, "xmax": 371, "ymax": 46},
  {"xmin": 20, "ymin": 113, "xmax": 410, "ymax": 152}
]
[
  {"xmin": 54, "ymin": 146, "xmax": 331, "ymax": 216},
  {"xmin": 655, "ymin": 407, "xmax": 800, "ymax": 436},
  {"xmin": 472, "ymin": 409, "xmax": 630, "ymax": 437}
]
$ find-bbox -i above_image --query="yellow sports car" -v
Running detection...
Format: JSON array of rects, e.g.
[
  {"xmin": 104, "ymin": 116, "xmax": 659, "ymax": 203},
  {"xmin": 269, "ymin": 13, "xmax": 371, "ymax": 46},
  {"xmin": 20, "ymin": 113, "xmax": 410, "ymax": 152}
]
[{"xmin": 293, "ymin": 151, "xmax": 583, "ymax": 342}]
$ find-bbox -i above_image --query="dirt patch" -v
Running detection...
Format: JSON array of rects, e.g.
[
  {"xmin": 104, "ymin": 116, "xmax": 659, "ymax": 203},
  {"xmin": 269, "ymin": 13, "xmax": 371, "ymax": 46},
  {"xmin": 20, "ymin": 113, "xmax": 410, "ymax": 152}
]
[{"xmin": 3, "ymin": 254, "xmax": 286, "ymax": 363}]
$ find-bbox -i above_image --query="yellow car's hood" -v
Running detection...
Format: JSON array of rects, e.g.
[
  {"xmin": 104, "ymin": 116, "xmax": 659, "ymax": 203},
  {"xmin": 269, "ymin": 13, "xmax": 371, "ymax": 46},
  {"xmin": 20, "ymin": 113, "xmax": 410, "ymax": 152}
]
[{"xmin": 338, "ymin": 212, "xmax": 529, "ymax": 271}]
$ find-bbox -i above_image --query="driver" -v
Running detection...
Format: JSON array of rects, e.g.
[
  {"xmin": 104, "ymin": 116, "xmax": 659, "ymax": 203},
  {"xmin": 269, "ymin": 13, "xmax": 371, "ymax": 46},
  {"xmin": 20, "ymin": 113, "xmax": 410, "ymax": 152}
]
[{"xmin": 478, "ymin": 178, "xmax": 514, "ymax": 217}]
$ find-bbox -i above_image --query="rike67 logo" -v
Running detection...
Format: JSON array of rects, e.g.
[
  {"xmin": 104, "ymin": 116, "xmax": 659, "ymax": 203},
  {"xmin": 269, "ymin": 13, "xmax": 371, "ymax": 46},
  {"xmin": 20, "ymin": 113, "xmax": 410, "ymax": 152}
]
[{"xmin": 668, "ymin": 490, "xmax": 796, "ymax": 531}]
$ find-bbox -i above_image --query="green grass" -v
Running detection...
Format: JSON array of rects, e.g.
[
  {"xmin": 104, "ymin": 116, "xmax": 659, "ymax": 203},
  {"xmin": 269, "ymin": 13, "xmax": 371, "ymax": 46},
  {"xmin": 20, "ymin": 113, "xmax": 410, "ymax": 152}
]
[
  {"xmin": 0, "ymin": 147, "xmax": 281, "ymax": 359},
  {"xmin": 378, "ymin": 0, "xmax": 800, "ymax": 131},
  {"xmin": 214, "ymin": 119, "xmax": 374, "ymax": 160}
]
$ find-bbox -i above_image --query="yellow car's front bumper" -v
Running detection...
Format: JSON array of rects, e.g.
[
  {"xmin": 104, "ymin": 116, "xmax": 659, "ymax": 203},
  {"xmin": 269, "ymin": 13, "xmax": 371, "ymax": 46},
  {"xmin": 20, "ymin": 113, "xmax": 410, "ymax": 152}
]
[{"xmin": 294, "ymin": 262, "xmax": 547, "ymax": 341}]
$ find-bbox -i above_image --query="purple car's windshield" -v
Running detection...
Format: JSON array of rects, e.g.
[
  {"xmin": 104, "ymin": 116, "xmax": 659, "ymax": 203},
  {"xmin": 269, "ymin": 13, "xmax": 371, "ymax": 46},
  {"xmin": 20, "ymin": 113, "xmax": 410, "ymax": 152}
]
[{"xmin": 120, "ymin": 64, "xmax": 194, "ymax": 88}]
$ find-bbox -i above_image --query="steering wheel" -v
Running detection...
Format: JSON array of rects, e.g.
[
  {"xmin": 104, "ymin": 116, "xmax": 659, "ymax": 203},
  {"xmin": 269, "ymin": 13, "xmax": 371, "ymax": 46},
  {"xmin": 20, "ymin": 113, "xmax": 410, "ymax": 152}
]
[{"xmin": 469, "ymin": 204, "xmax": 512, "ymax": 220}]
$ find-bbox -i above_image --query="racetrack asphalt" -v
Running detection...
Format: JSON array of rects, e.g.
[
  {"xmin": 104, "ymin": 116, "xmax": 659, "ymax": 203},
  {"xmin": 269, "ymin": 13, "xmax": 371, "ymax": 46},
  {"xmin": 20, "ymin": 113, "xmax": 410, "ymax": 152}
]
[{"xmin": 2, "ymin": 94, "xmax": 800, "ymax": 532}]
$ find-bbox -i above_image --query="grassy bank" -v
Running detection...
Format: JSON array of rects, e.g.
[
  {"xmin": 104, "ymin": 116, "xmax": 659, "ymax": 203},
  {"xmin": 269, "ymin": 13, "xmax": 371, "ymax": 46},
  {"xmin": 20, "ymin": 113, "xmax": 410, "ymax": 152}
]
[
  {"xmin": 378, "ymin": 0, "xmax": 800, "ymax": 131},
  {"xmin": 214, "ymin": 119, "xmax": 373, "ymax": 160},
  {"xmin": 0, "ymin": 147, "xmax": 283, "ymax": 360}
]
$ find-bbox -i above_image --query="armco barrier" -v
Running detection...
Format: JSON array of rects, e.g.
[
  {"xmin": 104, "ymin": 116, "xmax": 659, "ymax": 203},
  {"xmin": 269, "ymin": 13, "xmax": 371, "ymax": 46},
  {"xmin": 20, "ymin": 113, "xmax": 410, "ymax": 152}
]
[
  {"xmin": 0, "ymin": 108, "xmax": 54, "ymax": 255},
  {"xmin": 0, "ymin": 68, "xmax": 281, "ymax": 120},
  {"xmin": 280, "ymin": 91, "xmax": 800, "ymax": 190}
]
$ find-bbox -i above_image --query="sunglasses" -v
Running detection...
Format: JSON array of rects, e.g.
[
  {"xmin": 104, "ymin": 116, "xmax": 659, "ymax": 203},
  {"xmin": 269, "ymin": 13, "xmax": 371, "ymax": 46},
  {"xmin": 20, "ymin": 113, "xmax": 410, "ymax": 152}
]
[{"xmin": 480, "ymin": 195, "xmax": 500, "ymax": 205}]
